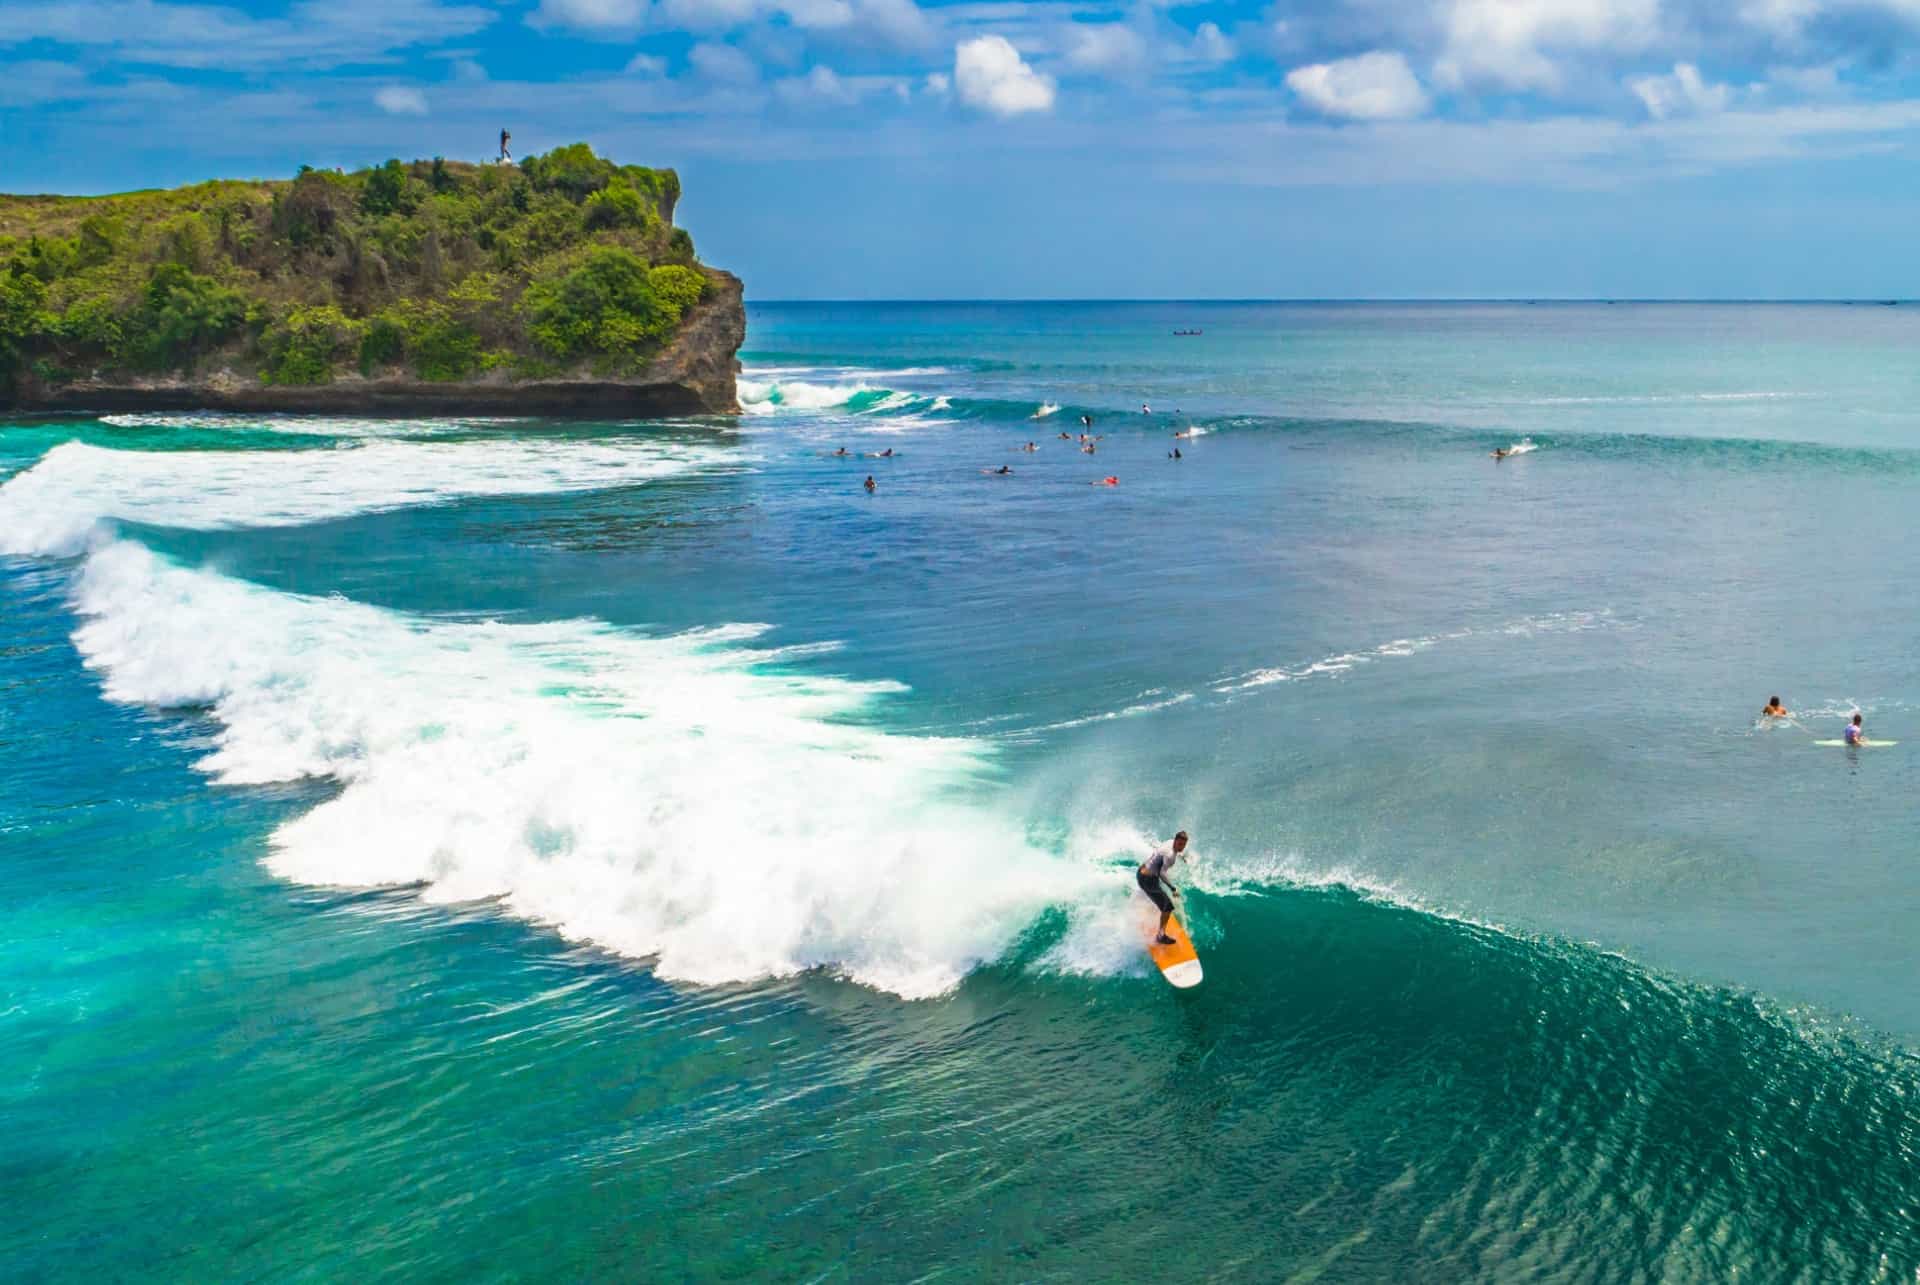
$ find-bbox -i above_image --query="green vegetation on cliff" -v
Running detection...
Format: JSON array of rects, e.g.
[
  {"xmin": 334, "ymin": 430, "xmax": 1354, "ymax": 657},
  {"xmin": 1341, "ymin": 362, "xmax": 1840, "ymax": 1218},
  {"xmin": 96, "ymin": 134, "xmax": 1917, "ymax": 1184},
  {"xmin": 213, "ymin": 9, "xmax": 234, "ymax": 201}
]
[{"xmin": 0, "ymin": 144, "xmax": 715, "ymax": 396}]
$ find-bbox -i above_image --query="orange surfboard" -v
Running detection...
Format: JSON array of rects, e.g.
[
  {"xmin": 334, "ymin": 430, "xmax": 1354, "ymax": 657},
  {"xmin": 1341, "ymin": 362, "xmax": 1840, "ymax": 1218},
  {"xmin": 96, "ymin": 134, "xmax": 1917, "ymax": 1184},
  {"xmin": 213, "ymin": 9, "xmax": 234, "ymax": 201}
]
[{"xmin": 1147, "ymin": 908, "xmax": 1203, "ymax": 989}]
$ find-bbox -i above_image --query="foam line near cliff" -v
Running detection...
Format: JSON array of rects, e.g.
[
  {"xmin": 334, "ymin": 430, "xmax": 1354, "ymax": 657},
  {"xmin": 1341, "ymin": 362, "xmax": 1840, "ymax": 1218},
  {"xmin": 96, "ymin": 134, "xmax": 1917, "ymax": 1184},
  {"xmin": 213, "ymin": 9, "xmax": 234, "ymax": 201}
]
[{"xmin": 0, "ymin": 438, "xmax": 739, "ymax": 556}]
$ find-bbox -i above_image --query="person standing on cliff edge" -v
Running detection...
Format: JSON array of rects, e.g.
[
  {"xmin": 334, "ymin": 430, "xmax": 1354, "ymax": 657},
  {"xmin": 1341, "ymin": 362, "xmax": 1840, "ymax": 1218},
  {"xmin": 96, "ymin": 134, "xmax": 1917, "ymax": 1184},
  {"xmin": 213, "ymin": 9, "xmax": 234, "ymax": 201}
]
[{"xmin": 500, "ymin": 129, "xmax": 512, "ymax": 163}]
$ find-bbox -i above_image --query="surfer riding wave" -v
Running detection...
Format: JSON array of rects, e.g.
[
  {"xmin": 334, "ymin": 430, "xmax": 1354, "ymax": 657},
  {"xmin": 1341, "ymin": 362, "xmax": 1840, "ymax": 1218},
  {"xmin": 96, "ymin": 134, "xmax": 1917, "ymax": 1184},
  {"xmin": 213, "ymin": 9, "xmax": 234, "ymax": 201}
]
[{"xmin": 1137, "ymin": 831, "xmax": 1190, "ymax": 945}]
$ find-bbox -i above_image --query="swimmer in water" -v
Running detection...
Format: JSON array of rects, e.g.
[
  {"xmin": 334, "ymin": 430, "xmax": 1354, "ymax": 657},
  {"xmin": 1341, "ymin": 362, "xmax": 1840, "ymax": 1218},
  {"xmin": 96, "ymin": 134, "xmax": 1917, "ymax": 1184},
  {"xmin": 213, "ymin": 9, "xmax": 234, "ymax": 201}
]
[
  {"xmin": 863, "ymin": 475, "xmax": 876, "ymax": 493},
  {"xmin": 1059, "ymin": 431, "xmax": 1073, "ymax": 440},
  {"xmin": 1762, "ymin": 696, "xmax": 1789, "ymax": 718},
  {"xmin": 1092, "ymin": 475, "xmax": 1118, "ymax": 486},
  {"xmin": 833, "ymin": 447, "xmax": 850, "ymax": 457},
  {"xmin": 1142, "ymin": 403, "xmax": 1152, "ymax": 415},
  {"xmin": 994, "ymin": 464, "xmax": 1013, "ymax": 475},
  {"xmin": 1169, "ymin": 447, "xmax": 1181, "ymax": 460},
  {"xmin": 1492, "ymin": 447, "xmax": 1509, "ymax": 460},
  {"xmin": 1082, "ymin": 442, "xmax": 1096, "ymax": 454},
  {"xmin": 1023, "ymin": 442, "xmax": 1038, "ymax": 452},
  {"xmin": 1845, "ymin": 712, "xmax": 1865, "ymax": 745}
]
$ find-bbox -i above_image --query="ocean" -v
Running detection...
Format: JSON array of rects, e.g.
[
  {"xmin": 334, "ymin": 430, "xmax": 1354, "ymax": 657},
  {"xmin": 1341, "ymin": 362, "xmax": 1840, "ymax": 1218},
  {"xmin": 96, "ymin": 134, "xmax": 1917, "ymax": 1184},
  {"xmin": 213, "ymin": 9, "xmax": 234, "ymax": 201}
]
[{"xmin": 3, "ymin": 301, "xmax": 1918, "ymax": 1279}]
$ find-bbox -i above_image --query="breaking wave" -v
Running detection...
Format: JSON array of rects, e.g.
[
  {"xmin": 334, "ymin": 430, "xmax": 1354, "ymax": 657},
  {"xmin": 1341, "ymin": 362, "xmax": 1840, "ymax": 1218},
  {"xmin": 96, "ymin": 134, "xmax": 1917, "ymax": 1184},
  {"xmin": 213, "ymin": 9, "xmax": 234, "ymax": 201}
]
[
  {"xmin": 64, "ymin": 541, "xmax": 1136, "ymax": 998},
  {"xmin": 0, "ymin": 438, "xmax": 736, "ymax": 557}
]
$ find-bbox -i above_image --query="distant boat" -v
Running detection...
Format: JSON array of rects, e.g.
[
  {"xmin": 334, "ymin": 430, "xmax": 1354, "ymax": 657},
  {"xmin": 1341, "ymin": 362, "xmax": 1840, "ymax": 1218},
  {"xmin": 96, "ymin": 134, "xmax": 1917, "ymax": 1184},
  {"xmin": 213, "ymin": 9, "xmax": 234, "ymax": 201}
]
[{"xmin": 1172, "ymin": 329, "xmax": 1204, "ymax": 336}]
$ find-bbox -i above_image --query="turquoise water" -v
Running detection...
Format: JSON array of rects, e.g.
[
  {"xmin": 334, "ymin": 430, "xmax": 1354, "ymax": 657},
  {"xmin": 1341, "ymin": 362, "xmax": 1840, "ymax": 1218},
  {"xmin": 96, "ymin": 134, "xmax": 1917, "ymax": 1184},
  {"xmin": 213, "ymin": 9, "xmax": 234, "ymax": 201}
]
[{"xmin": 4, "ymin": 303, "xmax": 1919, "ymax": 1279}]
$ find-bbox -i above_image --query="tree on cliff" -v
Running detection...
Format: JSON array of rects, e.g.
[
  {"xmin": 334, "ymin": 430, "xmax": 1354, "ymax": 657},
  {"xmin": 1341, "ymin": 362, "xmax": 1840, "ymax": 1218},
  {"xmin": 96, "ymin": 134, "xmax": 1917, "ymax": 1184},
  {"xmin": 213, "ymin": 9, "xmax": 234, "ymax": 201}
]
[{"xmin": 0, "ymin": 143, "xmax": 708, "ymax": 396}]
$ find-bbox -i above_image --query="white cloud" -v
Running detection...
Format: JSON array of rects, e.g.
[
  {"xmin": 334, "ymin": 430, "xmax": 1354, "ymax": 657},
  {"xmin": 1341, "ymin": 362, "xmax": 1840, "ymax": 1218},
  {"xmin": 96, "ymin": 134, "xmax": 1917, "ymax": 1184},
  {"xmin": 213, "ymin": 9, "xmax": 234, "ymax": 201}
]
[
  {"xmin": 690, "ymin": 40, "xmax": 759, "ymax": 83},
  {"xmin": 847, "ymin": 0, "xmax": 933, "ymax": 49},
  {"xmin": 1066, "ymin": 23, "xmax": 1149, "ymax": 76},
  {"xmin": 781, "ymin": 0, "xmax": 853, "ymax": 26},
  {"xmin": 653, "ymin": 0, "xmax": 928, "ymax": 44},
  {"xmin": 531, "ymin": 0, "xmax": 645, "ymax": 30},
  {"xmin": 0, "ymin": 59, "xmax": 89, "ymax": 107},
  {"xmin": 0, "ymin": 0, "xmax": 496, "ymax": 70},
  {"xmin": 1436, "ymin": 0, "xmax": 1660, "ymax": 91},
  {"xmin": 953, "ymin": 34, "xmax": 1055, "ymax": 115},
  {"xmin": 1739, "ymin": 0, "xmax": 1820, "ymax": 38},
  {"xmin": 656, "ymin": 0, "xmax": 764, "ymax": 30},
  {"xmin": 625, "ymin": 51, "xmax": 668, "ymax": 75},
  {"xmin": 1764, "ymin": 60, "xmax": 1844, "ymax": 98},
  {"xmin": 373, "ymin": 85, "xmax": 429, "ymax": 114},
  {"xmin": 1191, "ymin": 21, "xmax": 1234, "ymax": 64},
  {"xmin": 1286, "ymin": 50, "xmax": 1429, "ymax": 121},
  {"xmin": 774, "ymin": 64, "xmax": 858, "ymax": 104},
  {"xmin": 449, "ymin": 56, "xmax": 487, "ymax": 81},
  {"xmin": 924, "ymin": 69, "xmax": 951, "ymax": 96},
  {"xmin": 1628, "ymin": 62, "xmax": 1731, "ymax": 117}
]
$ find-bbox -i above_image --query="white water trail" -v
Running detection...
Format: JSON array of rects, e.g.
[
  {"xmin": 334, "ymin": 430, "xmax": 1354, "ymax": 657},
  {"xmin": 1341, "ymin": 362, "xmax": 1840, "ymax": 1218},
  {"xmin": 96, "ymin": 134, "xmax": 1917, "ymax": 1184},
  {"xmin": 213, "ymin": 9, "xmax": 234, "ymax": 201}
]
[
  {"xmin": 0, "ymin": 438, "xmax": 735, "ymax": 556},
  {"xmin": 737, "ymin": 377, "xmax": 890, "ymax": 414},
  {"xmin": 1217, "ymin": 611, "xmax": 1620, "ymax": 692},
  {"xmin": 97, "ymin": 412, "xmax": 526, "ymax": 437},
  {"xmin": 67, "ymin": 542, "xmax": 1122, "ymax": 997}
]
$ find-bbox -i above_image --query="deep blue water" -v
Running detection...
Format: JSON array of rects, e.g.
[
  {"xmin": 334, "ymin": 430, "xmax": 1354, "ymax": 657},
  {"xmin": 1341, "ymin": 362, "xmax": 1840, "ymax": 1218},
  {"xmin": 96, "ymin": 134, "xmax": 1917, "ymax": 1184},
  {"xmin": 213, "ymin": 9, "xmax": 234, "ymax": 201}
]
[{"xmin": 3, "ymin": 302, "xmax": 1918, "ymax": 1279}]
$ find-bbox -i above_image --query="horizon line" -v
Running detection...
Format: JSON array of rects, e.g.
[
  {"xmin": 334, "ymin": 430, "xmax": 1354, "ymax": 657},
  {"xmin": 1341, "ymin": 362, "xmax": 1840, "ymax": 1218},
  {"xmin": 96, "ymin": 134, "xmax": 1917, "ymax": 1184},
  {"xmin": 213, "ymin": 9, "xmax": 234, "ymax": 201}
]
[{"xmin": 745, "ymin": 297, "xmax": 1914, "ymax": 306}]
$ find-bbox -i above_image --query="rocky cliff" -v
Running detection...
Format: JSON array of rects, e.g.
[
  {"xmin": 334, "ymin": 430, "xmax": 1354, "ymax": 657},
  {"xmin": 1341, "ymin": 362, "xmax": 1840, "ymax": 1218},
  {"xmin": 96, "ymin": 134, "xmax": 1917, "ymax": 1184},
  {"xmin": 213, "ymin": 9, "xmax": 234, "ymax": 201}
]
[{"xmin": 0, "ymin": 145, "xmax": 744, "ymax": 417}]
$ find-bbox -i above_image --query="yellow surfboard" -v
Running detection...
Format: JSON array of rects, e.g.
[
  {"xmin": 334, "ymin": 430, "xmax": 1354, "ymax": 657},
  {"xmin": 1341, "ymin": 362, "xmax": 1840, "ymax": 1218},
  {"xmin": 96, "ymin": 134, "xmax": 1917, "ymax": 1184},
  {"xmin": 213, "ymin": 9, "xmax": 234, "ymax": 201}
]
[{"xmin": 1147, "ymin": 908, "xmax": 1203, "ymax": 989}]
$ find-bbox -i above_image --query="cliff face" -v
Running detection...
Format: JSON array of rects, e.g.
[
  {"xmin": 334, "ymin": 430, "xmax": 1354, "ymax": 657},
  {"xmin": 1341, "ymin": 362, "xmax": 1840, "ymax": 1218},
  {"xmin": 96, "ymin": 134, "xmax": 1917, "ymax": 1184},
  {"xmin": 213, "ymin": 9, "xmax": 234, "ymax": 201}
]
[
  {"xmin": 13, "ymin": 269, "xmax": 743, "ymax": 418},
  {"xmin": 0, "ymin": 145, "xmax": 744, "ymax": 417}
]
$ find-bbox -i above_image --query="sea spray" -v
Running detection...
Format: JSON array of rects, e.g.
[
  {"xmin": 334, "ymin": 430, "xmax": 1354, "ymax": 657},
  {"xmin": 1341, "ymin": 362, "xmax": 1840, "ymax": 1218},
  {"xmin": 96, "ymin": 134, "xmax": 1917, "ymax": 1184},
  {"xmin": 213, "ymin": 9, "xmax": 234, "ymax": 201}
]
[
  {"xmin": 0, "ymin": 438, "xmax": 736, "ymax": 557},
  {"xmin": 68, "ymin": 541, "xmax": 1118, "ymax": 997}
]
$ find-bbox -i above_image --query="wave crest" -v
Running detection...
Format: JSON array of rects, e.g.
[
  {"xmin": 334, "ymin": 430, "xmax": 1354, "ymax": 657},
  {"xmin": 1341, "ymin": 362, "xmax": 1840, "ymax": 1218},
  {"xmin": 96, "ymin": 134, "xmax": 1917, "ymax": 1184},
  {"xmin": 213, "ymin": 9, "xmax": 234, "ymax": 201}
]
[
  {"xmin": 68, "ymin": 542, "xmax": 1117, "ymax": 997},
  {"xmin": 0, "ymin": 437, "xmax": 733, "ymax": 557}
]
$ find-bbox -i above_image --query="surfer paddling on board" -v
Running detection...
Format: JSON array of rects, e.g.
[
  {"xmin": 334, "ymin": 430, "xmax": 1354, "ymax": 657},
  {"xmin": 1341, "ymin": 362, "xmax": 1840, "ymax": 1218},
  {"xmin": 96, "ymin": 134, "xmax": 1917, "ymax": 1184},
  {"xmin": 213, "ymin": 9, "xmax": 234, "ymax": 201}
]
[
  {"xmin": 1762, "ymin": 696, "xmax": 1789, "ymax": 719},
  {"xmin": 1137, "ymin": 832, "xmax": 1191, "ymax": 945},
  {"xmin": 1845, "ymin": 713, "xmax": 1865, "ymax": 745}
]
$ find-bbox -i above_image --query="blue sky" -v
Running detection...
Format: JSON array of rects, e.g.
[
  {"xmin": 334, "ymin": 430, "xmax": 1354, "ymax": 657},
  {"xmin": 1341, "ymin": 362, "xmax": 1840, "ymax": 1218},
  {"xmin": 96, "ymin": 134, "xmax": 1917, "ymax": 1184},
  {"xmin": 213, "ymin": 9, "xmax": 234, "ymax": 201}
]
[{"xmin": 6, "ymin": 0, "xmax": 1920, "ymax": 297}]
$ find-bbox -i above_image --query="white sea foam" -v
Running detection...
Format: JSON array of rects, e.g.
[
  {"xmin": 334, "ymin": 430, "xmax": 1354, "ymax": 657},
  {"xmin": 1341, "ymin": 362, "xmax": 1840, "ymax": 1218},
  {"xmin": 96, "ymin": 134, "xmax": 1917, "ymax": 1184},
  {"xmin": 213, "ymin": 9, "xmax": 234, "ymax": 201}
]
[
  {"xmin": 737, "ymin": 369, "xmax": 964, "ymax": 420},
  {"xmin": 1502, "ymin": 438, "xmax": 1538, "ymax": 455},
  {"xmin": 1218, "ymin": 611, "xmax": 1619, "ymax": 692},
  {"xmin": 0, "ymin": 438, "xmax": 734, "ymax": 556},
  {"xmin": 1008, "ymin": 690, "xmax": 1195, "ymax": 740},
  {"xmin": 66, "ymin": 542, "xmax": 1128, "ymax": 997},
  {"xmin": 1032, "ymin": 402, "xmax": 1061, "ymax": 419},
  {"xmin": 737, "ymin": 377, "xmax": 944, "ymax": 417},
  {"xmin": 738, "ymin": 377, "xmax": 878, "ymax": 414},
  {"xmin": 97, "ymin": 412, "xmax": 525, "ymax": 437}
]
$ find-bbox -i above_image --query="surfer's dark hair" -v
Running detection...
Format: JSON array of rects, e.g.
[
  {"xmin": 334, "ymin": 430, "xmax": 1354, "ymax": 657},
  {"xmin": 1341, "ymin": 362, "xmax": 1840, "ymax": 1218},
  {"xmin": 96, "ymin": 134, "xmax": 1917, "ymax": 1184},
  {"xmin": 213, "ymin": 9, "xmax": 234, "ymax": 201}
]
[
  {"xmin": 1174, "ymin": 830, "xmax": 1188, "ymax": 842},
  {"xmin": 1770, "ymin": 696, "xmax": 1780, "ymax": 705}
]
